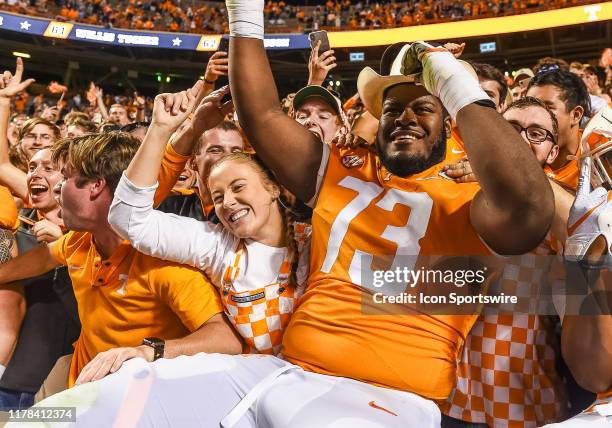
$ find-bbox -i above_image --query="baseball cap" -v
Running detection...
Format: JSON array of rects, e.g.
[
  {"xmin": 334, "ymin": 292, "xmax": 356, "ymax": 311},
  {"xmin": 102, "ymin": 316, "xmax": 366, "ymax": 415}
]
[
  {"xmin": 514, "ymin": 68, "xmax": 535, "ymax": 81},
  {"xmin": 293, "ymin": 86, "xmax": 345, "ymax": 120}
]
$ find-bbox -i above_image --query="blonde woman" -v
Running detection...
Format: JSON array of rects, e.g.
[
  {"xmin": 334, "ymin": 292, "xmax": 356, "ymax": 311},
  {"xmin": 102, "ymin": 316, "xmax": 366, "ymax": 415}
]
[{"xmin": 109, "ymin": 82, "xmax": 310, "ymax": 355}]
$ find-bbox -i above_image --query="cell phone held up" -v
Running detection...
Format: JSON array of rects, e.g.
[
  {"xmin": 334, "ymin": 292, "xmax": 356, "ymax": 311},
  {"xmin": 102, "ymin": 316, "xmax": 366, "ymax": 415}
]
[
  {"xmin": 218, "ymin": 36, "xmax": 230, "ymax": 54},
  {"xmin": 309, "ymin": 31, "xmax": 330, "ymax": 55}
]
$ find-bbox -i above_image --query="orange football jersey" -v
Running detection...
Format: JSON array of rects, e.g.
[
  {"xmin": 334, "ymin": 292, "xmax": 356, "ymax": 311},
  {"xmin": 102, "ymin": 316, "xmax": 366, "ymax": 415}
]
[
  {"xmin": 445, "ymin": 127, "xmax": 467, "ymax": 163},
  {"xmin": 282, "ymin": 144, "xmax": 492, "ymax": 400}
]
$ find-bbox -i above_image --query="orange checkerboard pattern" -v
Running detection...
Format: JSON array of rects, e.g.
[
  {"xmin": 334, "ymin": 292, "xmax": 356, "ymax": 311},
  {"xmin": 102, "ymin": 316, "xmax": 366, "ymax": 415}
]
[
  {"xmin": 443, "ymin": 248, "xmax": 568, "ymax": 427},
  {"xmin": 223, "ymin": 284, "xmax": 296, "ymax": 355}
]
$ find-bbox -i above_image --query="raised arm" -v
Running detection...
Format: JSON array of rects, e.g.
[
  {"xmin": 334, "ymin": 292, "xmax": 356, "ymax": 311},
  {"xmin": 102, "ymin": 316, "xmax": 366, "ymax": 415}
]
[
  {"xmin": 228, "ymin": 2, "xmax": 322, "ymax": 201},
  {"xmin": 0, "ymin": 58, "xmax": 34, "ymax": 202},
  {"xmin": 110, "ymin": 166, "xmax": 230, "ymax": 271},
  {"xmin": 416, "ymin": 44, "xmax": 553, "ymax": 254}
]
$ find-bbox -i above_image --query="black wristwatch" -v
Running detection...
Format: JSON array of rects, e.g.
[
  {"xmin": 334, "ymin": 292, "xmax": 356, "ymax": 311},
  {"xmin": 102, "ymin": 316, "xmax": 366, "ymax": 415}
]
[{"xmin": 142, "ymin": 337, "xmax": 165, "ymax": 361}]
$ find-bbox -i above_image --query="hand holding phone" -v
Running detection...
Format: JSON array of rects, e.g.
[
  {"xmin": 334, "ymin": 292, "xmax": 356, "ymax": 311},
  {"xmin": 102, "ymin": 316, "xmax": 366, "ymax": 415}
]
[{"xmin": 309, "ymin": 31, "xmax": 330, "ymax": 55}]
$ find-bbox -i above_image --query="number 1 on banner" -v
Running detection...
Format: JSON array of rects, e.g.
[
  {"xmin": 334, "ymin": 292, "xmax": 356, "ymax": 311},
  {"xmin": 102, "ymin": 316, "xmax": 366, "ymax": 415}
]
[{"xmin": 321, "ymin": 176, "xmax": 433, "ymax": 294}]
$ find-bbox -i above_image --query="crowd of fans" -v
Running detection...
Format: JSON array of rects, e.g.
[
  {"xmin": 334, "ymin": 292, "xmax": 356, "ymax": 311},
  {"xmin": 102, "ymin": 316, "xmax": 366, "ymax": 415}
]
[
  {"xmin": 0, "ymin": 11, "xmax": 611, "ymax": 427},
  {"xmin": 0, "ymin": 0, "xmax": 598, "ymax": 33}
]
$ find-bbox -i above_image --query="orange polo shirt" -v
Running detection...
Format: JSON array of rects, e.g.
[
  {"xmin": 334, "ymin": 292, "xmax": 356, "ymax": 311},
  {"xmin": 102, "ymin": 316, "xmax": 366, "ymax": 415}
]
[
  {"xmin": 49, "ymin": 231, "xmax": 223, "ymax": 387},
  {"xmin": 0, "ymin": 186, "xmax": 17, "ymax": 230}
]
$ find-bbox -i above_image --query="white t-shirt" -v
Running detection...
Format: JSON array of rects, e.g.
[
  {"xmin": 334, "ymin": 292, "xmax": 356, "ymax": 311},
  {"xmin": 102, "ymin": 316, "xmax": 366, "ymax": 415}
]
[{"xmin": 109, "ymin": 174, "xmax": 309, "ymax": 294}]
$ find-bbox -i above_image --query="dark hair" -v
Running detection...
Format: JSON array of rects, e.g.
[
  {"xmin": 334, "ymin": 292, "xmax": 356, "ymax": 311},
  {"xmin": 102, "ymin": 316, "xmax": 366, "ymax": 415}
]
[
  {"xmin": 70, "ymin": 118, "xmax": 98, "ymax": 134},
  {"xmin": 120, "ymin": 121, "xmax": 150, "ymax": 134},
  {"xmin": 533, "ymin": 57, "xmax": 569, "ymax": 74},
  {"xmin": 471, "ymin": 62, "xmax": 508, "ymax": 107},
  {"xmin": 99, "ymin": 122, "xmax": 122, "ymax": 134},
  {"xmin": 503, "ymin": 96, "xmax": 559, "ymax": 144},
  {"xmin": 194, "ymin": 120, "xmax": 243, "ymax": 154},
  {"xmin": 527, "ymin": 69, "xmax": 591, "ymax": 117}
]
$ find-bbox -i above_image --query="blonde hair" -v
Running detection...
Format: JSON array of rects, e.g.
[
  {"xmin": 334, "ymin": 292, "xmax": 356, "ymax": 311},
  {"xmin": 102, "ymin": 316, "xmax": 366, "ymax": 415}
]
[
  {"xmin": 52, "ymin": 131, "xmax": 139, "ymax": 193},
  {"xmin": 209, "ymin": 153, "xmax": 300, "ymax": 288}
]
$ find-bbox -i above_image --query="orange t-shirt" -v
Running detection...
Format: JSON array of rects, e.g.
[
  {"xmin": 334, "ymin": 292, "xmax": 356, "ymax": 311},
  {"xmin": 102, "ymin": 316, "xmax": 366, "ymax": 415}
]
[
  {"xmin": 0, "ymin": 186, "xmax": 18, "ymax": 230},
  {"xmin": 282, "ymin": 144, "xmax": 492, "ymax": 400},
  {"xmin": 49, "ymin": 231, "xmax": 223, "ymax": 387}
]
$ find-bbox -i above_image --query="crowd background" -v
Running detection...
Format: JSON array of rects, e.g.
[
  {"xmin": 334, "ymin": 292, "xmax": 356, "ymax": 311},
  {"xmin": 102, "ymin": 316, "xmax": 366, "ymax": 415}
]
[{"xmin": 0, "ymin": 0, "xmax": 602, "ymax": 34}]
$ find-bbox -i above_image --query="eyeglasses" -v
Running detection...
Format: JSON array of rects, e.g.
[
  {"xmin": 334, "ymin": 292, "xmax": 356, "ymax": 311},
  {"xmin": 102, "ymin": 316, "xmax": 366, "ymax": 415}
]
[{"xmin": 508, "ymin": 123, "xmax": 556, "ymax": 145}]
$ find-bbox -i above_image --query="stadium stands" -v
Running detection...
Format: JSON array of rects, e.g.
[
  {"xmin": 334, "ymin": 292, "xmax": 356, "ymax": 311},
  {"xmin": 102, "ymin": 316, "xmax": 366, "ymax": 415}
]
[{"xmin": 0, "ymin": 0, "xmax": 601, "ymax": 34}]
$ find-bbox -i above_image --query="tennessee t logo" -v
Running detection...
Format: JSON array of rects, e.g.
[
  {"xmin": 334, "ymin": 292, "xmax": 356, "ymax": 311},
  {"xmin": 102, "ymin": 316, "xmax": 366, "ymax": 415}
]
[
  {"xmin": 117, "ymin": 274, "xmax": 129, "ymax": 295},
  {"xmin": 368, "ymin": 401, "xmax": 398, "ymax": 416}
]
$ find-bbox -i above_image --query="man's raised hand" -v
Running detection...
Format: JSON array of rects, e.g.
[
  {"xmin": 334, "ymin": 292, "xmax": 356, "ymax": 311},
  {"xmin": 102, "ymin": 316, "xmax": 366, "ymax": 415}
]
[
  {"xmin": 0, "ymin": 58, "xmax": 35, "ymax": 99},
  {"xmin": 308, "ymin": 40, "xmax": 336, "ymax": 86},
  {"xmin": 204, "ymin": 51, "xmax": 229, "ymax": 83},
  {"xmin": 151, "ymin": 80, "xmax": 204, "ymax": 132},
  {"xmin": 191, "ymin": 85, "xmax": 234, "ymax": 136}
]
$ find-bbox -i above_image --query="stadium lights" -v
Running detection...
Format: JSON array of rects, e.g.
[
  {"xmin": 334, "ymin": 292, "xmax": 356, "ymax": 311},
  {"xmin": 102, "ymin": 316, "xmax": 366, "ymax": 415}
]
[
  {"xmin": 335, "ymin": 81, "xmax": 341, "ymax": 86},
  {"xmin": 12, "ymin": 52, "xmax": 31, "ymax": 59}
]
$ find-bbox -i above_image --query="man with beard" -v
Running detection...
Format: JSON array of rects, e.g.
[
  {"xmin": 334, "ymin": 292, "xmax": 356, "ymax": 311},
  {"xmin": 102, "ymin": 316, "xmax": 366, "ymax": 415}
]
[{"xmin": 27, "ymin": 36, "xmax": 554, "ymax": 428}]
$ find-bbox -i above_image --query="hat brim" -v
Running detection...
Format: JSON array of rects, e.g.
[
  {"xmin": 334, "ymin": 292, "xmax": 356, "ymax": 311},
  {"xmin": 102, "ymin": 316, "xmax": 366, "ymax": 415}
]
[
  {"xmin": 357, "ymin": 66, "xmax": 429, "ymax": 119},
  {"xmin": 293, "ymin": 86, "xmax": 342, "ymax": 117}
]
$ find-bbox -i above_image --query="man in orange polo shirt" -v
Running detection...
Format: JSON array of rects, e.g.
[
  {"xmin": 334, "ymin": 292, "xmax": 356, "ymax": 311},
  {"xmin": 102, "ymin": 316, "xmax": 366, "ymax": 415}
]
[{"xmin": 0, "ymin": 132, "xmax": 241, "ymax": 388}]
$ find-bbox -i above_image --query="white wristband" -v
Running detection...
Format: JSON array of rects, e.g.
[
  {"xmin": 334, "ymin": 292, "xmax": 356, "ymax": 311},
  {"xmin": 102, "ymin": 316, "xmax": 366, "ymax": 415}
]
[
  {"xmin": 419, "ymin": 50, "xmax": 490, "ymax": 119},
  {"xmin": 227, "ymin": 0, "xmax": 265, "ymax": 40},
  {"xmin": 0, "ymin": 363, "xmax": 6, "ymax": 380}
]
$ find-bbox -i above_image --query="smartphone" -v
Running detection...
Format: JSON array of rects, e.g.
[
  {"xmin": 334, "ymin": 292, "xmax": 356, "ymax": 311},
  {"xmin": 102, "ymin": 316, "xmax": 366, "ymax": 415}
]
[{"xmin": 309, "ymin": 30, "xmax": 330, "ymax": 55}]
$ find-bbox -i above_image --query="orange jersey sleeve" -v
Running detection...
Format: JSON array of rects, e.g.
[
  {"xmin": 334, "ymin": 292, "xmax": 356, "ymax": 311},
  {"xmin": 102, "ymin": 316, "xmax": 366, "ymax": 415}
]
[
  {"xmin": 283, "ymin": 144, "xmax": 491, "ymax": 400},
  {"xmin": 153, "ymin": 143, "xmax": 191, "ymax": 207}
]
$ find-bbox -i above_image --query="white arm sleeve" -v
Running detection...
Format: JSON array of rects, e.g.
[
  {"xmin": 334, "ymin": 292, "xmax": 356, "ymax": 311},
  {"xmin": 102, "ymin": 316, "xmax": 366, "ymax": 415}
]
[
  {"xmin": 109, "ymin": 173, "xmax": 232, "ymax": 272},
  {"xmin": 306, "ymin": 143, "xmax": 330, "ymax": 208}
]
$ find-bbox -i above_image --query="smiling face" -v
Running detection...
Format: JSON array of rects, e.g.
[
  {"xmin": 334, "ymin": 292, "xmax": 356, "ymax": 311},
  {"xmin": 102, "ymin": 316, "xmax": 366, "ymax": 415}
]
[
  {"xmin": 20, "ymin": 123, "xmax": 56, "ymax": 160},
  {"xmin": 208, "ymin": 159, "xmax": 281, "ymax": 243},
  {"xmin": 26, "ymin": 148, "xmax": 62, "ymax": 212},
  {"xmin": 503, "ymin": 105, "xmax": 559, "ymax": 167},
  {"xmin": 294, "ymin": 97, "xmax": 341, "ymax": 144},
  {"xmin": 376, "ymin": 85, "xmax": 450, "ymax": 177},
  {"xmin": 194, "ymin": 128, "xmax": 244, "ymax": 182}
]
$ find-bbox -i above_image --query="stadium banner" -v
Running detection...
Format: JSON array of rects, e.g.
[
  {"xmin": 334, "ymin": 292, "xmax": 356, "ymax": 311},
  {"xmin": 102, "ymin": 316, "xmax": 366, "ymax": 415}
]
[
  {"xmin": 0, "ymin": 11, "xmax": 308, "ymax": 51},
  {"xmin": 328, "ymin": 1, "xmax": 612, "ymax": 47}
]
